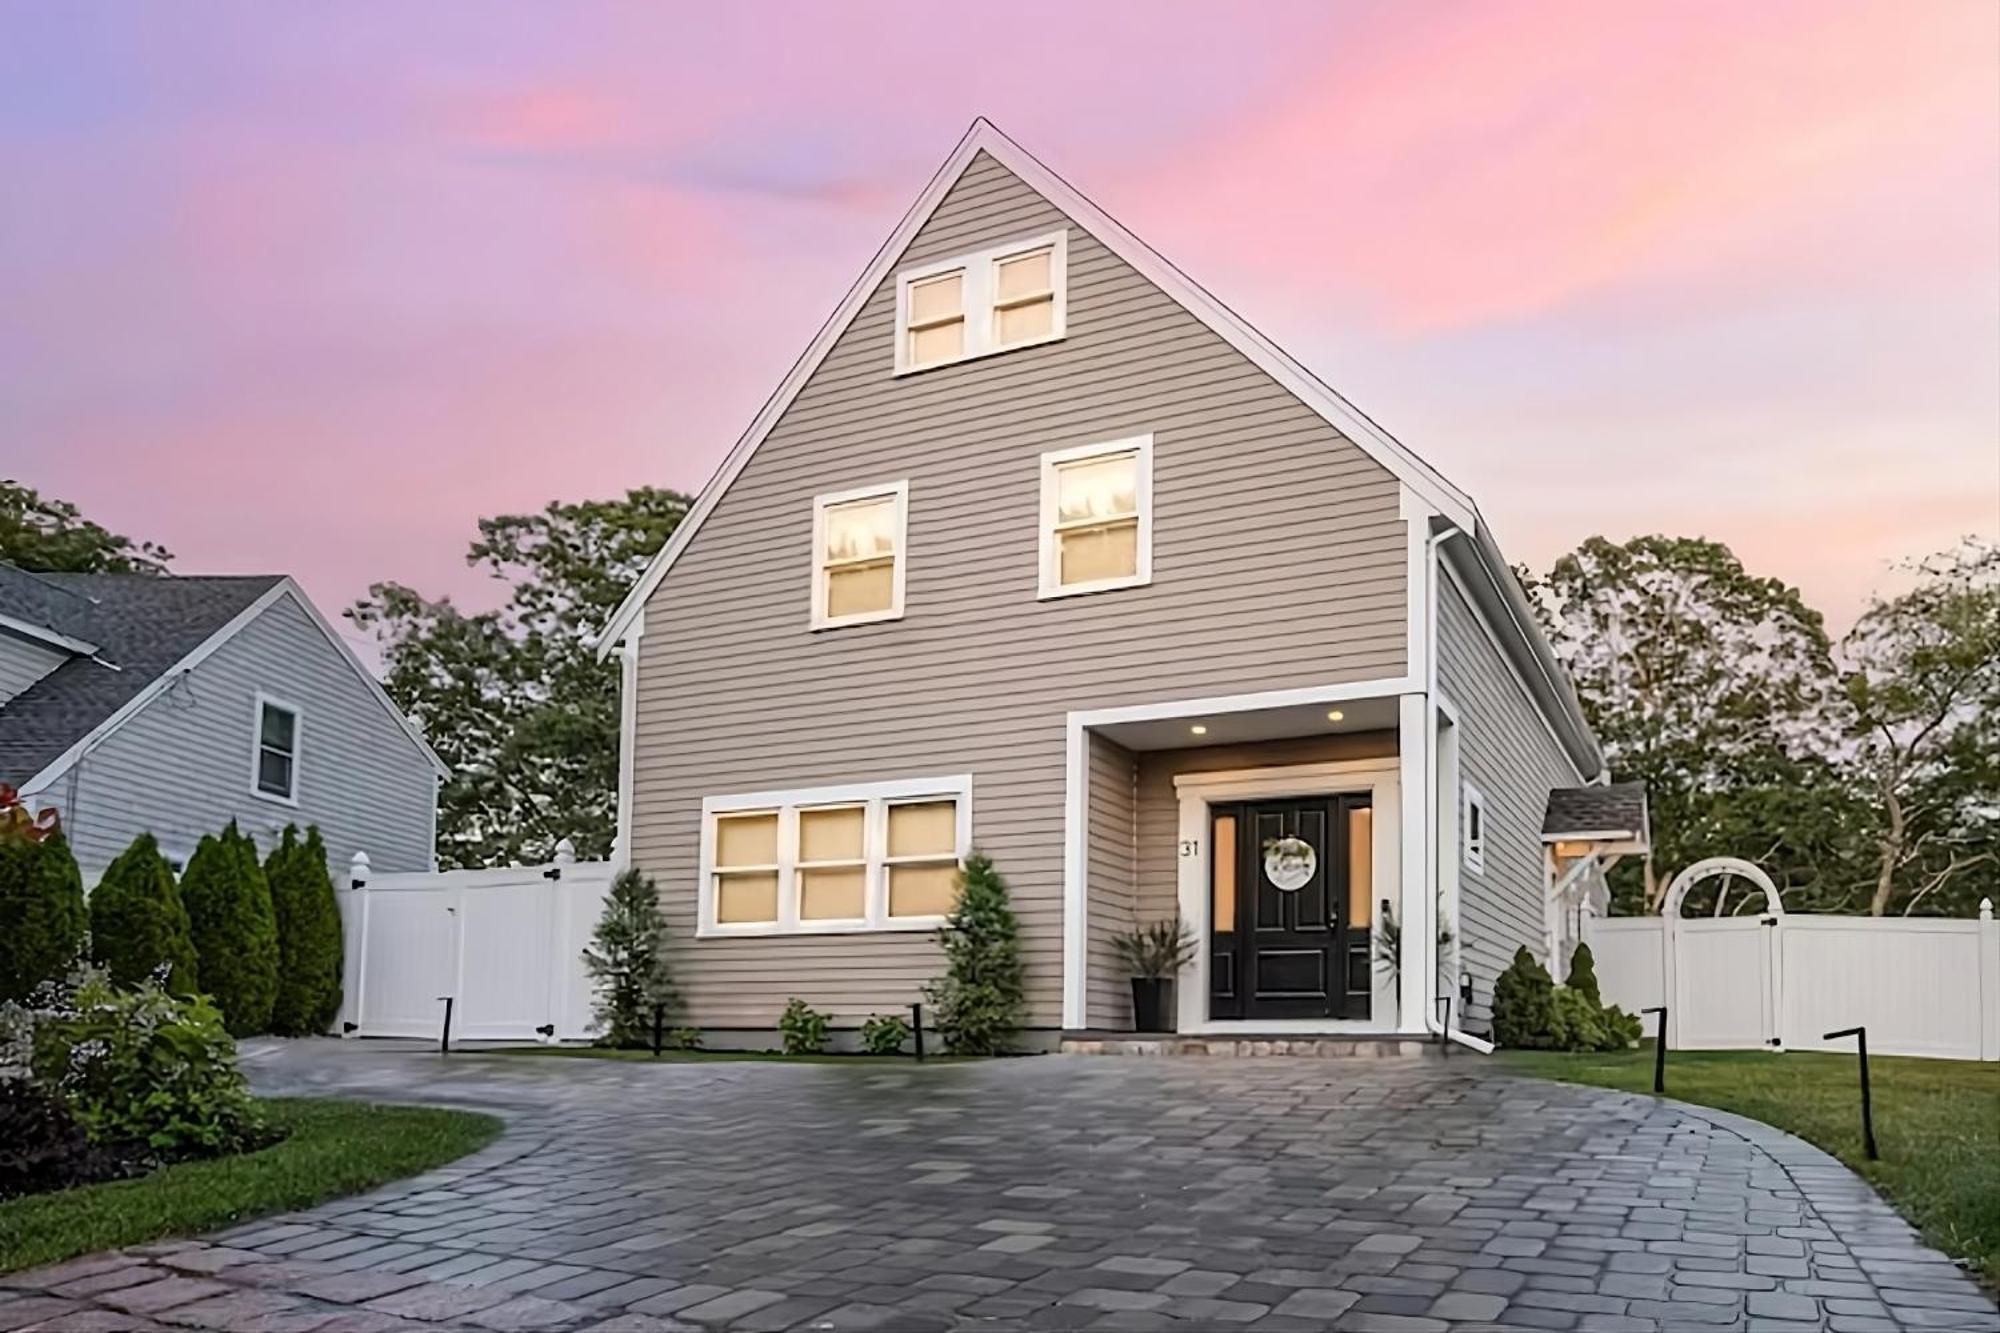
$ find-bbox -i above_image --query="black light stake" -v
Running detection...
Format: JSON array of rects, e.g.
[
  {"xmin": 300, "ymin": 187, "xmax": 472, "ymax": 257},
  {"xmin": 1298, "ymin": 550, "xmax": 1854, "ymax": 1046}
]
[
  {"xmin": 651, "ymin": 1004, "xmax": 666, "ymax": 1058},
  {"xmin": 437, "ymin": 996, "xmax": 455, "ymax": 1056},
  {"xmin": 1824, "ymin": 1026, "xmax": 1879, "ymax": 1160},
  {"xmin": 1435, "ymin": 995, "xmax": 1453, "ymax": 1059},
  {"xmin": 910, "ymin": 1003, "xmax": 925, "ymax": 1063},
  {"xmin": 1642, "ymin": 1006, "xmax": 1667, "ymax": 1093}
]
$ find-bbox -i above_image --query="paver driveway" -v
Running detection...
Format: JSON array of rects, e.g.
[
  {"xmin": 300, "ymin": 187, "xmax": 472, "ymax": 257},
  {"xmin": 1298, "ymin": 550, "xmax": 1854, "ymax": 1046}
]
[{"xmin": 5, "ymin": 1042, "xmax": 1993, "ymax": 1332}]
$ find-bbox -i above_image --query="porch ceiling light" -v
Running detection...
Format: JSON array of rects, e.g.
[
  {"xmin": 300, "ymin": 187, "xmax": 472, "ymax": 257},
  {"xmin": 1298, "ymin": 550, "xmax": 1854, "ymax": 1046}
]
[
  {"xmin": 1189, "ymin": 724, "xmax": 1208, "ymax": 735},
  {"xmin": 1325, "ymin": 709, "xmax": 1345, "ymax": 722}
]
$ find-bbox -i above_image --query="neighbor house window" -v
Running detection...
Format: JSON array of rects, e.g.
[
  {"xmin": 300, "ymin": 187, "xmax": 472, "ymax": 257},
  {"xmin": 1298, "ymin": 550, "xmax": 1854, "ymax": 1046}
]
[
  {"xmin": 1039, "ymin": 435, "xmax": 1153, "ymax": 598},
  {"xmin": 894, "ymin": 231, "xmax": 1067, "ymax": 373},
  {"xmin": 811, "ymin": 481, "xmax": 907, "ymax": 628},
  {"xmin": 1463, "ymin": 783, "xmax": 1487, "ymax": 875},
  {"xmin": 252, "ymin": 695, "xmax": 300, "ymax": 804},
  {"xmin": 699, "ymin": 776, "xmax": 971, "ymax": 937}
]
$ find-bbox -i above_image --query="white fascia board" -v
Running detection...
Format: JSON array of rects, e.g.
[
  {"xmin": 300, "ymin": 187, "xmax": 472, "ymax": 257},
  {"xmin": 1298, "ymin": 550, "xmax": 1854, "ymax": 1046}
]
[
  {"xmin": 596, "ymin": 118, "xmax": 1478, "ymax": 659},
  {"xmin": 0, "ymin": 612, "xmax": 98, "ymax": 658},
  {"xmin": 278, "ymin": 580, "xmax": 449, "ymax": 778}
]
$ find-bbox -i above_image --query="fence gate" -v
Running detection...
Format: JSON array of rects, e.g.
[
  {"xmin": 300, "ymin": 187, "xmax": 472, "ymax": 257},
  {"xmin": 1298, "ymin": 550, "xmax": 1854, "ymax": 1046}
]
[
  {"xmin": 1670, "ymin": 916, "xmax": 1781, "ymax": 1050},
  {"xmin": 340, "ymin": 847, "xmax": 614, "ymax": 1043}
]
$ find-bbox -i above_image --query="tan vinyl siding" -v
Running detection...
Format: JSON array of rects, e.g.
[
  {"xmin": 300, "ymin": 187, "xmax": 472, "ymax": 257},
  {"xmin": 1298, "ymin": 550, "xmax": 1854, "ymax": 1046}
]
[
  {"xmin": 1437, "ymin": 570, "xmax": 1581, "ymax": 1030},
  {"xmin": 632, "ymin": 151, "xmax": 1408, "ymax": 1031},
  {"xmin": 1085, "ymin": 733, "xmax": 1138, "ymax": 1029}
]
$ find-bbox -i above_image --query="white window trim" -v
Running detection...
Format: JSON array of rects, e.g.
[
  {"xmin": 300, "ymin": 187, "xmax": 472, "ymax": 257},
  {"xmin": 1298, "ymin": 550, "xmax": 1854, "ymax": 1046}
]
[
  {"xmin": 810, "ymin": 479, "xmax": 909, "ymax": 630},
  {"xmin": 698, "ymin": 775, "xmax": 973, "ymax": 939},
  {"xmin": 1038, "ymin": 434, "xmax": 1154, "ymax": 600},
  {"xmin": 1463, "ymin": 781, "xmax": 1487, "ymax": 876},
  {"xmin": 893, "ymin": 229, "xmax": 1068, "ymax": 375},
  {"xmin": 250, "ymin": 691, "xmax": 302, "ymax": 807}
]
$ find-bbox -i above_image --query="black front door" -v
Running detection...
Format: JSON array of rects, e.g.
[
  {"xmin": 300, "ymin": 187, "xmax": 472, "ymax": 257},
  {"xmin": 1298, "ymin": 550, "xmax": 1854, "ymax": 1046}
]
[{"xmin": 1208, "ymin": 796, "xmax": 1372, "ymax": 1022}]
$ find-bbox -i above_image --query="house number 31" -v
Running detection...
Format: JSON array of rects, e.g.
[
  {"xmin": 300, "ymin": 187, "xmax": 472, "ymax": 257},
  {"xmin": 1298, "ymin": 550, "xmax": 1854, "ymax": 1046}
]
[{"xmin": 1179, "ymin": 839, "xmax": 1200, "ymax": 857}]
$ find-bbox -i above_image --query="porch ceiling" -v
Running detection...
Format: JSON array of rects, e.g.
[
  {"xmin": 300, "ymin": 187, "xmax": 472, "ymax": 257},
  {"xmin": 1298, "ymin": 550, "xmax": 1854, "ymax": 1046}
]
[{"xmin": 1091, "ymin": 694, "xmax": 1400, "ymax": 751}]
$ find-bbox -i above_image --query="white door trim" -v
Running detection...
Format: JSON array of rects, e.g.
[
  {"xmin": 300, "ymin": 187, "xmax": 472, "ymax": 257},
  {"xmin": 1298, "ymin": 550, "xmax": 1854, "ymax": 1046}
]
[{"xmin": 1171, "ymin": 758, "xmax": 1402, "ymax": 1036}]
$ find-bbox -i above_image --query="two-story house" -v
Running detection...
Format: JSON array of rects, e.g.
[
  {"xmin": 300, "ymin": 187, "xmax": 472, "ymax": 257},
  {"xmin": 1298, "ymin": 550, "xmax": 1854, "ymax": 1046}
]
[
  {"xmin": 1, "ymin": 563, "xmax": 444, "ymax": 883},
  {"xmin": 596, "ymin": 121, "xmax": 1645, "ymax": 1047}
]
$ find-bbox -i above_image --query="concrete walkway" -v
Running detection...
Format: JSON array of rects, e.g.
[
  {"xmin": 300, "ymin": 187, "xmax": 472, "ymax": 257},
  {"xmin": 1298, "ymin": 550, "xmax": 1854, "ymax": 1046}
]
[{"xmin": 2, "ymin": 1040, "xmax": 1992, "ymax": 1331}]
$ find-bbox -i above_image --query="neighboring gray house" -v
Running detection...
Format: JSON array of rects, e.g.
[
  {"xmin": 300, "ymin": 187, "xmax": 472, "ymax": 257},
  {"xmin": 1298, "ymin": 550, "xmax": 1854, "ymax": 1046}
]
[
  {"xmin": 595, "ymin": 120, "xmax": 1645, "ymax": 1045},
  {"xmin": 0, "ymin": 564, "xmax": 444, "ymax": 883}
]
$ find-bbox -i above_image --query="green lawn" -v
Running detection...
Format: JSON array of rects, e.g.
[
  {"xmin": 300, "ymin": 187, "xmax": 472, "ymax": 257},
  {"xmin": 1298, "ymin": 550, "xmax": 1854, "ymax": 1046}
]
[
  {"xmin": 0, "ymin": 1099, "xmax": 500, "ymax": 1274},
  {"xmin": 1500, "ymin": 1046, "xmax": 2000, "ymax": 1289},
  {"xmin": 483, "ymin": 1044, "xmax": 952, "ymax": 1066}
]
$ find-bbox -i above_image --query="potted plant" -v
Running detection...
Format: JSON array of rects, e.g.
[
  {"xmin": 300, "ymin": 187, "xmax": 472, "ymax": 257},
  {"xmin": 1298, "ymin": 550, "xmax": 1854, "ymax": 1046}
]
[{"xmin": 1112, "ymin": 917, "xmax": 1197, "ymax": 1033}]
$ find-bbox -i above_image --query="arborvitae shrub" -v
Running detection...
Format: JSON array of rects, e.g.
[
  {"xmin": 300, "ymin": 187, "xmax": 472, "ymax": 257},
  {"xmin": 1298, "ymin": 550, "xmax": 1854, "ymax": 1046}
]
[
  {"xmin": 923, "ymin": 853, "xmax": 1026, "ymax": 1056},
  {"xmin": 89, "ymin": 833, "xmax": 199, "ymax": 995},
  {"xmin": 1565, "ymin": 941, "xmax": 1602, "ymax": 1006},
  {"xmin": 266, "ymin": 827, "xmax": 343, "ymax": 1036},
  {"xmin": 181, "ymin": 823, "xmax": 279, "ymax": 1036},
  {"xmin": 581, "ymin": 868, "xmax": 678, "ymax": 1048},
  {"xmin": 0, "ymin": 831, "xmax": 86, "ymax": 1004}
]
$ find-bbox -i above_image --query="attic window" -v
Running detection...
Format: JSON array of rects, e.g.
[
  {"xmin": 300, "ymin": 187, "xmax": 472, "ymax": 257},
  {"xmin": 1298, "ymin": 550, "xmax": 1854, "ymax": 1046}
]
[
  {"xmin": 895, "ymin": 231, "xmax": 1067, "ymax": 373},
  {"xmin": 253, "ymin": 694, "xmax": 301, "ymax": 804}
]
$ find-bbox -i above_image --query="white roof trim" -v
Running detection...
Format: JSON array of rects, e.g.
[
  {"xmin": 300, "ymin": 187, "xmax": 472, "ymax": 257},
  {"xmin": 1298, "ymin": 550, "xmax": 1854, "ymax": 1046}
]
[
  {"xmin": 596, "ymin": 117, "xmax": 1479, "ymax": 658},
  {"xmin": 0, "ymin": 610, "xmax": 98, "ymax": 658},
  {"xmin": 20, "ymin": 578, "xmax": 446, "ymax": 793}
]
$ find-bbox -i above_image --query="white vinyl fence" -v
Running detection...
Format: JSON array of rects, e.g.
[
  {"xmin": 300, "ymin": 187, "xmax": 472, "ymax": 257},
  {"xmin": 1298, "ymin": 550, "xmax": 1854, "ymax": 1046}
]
[
  {"xmin": 1586, "ymin": 898, "xmax": 2000, "ymax": 1061},
  {"xmin": 336, "ymin": 842, "xmax": 614, "ymax": 1042}
]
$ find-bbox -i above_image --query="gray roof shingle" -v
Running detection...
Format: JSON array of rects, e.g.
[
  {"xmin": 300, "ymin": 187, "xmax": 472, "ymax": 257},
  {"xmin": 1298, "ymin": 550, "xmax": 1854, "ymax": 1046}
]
[
  {"xmin": 1543, "ymin": 781, "xmax": 1649, "ymax": 841},
  {"xmin": 0, "ymin": 570, "xmax": 284, "ymax": 788}
]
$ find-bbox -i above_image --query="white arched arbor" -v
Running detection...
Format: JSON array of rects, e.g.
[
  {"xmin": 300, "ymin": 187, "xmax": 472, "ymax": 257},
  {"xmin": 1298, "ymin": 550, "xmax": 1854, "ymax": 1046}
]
[{"xmin": 1661, "ymin": 857, "xmax": 1785, "ymax": 1050}]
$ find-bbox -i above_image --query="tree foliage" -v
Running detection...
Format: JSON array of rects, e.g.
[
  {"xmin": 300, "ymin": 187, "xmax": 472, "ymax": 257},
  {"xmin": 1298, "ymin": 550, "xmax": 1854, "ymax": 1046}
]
[
  {"xmin": 1533, "ymin": 534, "xmax": 1998, "ymax": 917},
  {"xmin": 265, "ymin": 827, "xmax": 344, "ymax": 1036},
  {"xmin": 581, "ymin": 867, "xmax": 678, "ymax": 1048},
  {"xmin": 349, "ymin": 488, "xmax": 690, "ymax": 868},
  {"xmin": 924, "ymin": 853, "xmax": 1027, "ymax": 1055},
  {"xmin": 0, "ymin": 830, "xmax": 86, "ymax": 1005},
  {"xmin": 180, "ymin": 824, "xmax": 279, "ymax": 1037},
  {"xmin": 89, "ymin": 833, "xmax": 199, "ymax": 995},
  {"xmin": 1841, "ymin": 540, "xmax": 2000, "ymax": 917},
  {"xmin": 0, "ymin": 479, "xmax": 172, "ymax": 575}
]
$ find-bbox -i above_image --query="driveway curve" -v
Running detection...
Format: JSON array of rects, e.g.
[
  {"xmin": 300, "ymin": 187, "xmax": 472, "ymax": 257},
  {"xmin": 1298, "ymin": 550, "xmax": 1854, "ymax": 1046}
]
[{"xmin": 4, "ymin": 1041, "xmax": 1992, "ymax": 1332}]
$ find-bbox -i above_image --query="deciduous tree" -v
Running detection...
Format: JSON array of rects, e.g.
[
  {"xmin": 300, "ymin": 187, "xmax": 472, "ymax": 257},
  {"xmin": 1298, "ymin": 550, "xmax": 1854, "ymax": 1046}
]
[
  {"xmin": 0, "ymin": 479, "xmax": 171, "ymax": 574},
  {"xmin": 349, "ymin": 488, "xmax": 690, "ymax": 868}
]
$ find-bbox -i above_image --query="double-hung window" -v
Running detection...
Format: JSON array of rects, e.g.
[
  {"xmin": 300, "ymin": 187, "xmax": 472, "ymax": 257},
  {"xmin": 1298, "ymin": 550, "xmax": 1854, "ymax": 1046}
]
[
  {"xmin": 811, "ymin": 480, "xmax": 907, "ymax": 628},
  {"xmin": 700, "ymin": 776, "xmax": 972, "ymax": 937},
  {"xmin": 252, "ymin": 693, "xmax": 301, "ymax": 804},
  {"xmin": 1039, "ymin": 435, "xmax": 1153, "ymax": 598},
  {"xmin": 895, "ymin": 231, "xmax": 1067, "ymax": 373}
]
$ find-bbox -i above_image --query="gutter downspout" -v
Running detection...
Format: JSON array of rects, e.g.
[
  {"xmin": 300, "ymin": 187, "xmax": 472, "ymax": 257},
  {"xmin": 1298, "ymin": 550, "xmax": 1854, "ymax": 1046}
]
[{"xmin": 1423, "ymin": 523, "xmax": 1495, "ymax": 1055}]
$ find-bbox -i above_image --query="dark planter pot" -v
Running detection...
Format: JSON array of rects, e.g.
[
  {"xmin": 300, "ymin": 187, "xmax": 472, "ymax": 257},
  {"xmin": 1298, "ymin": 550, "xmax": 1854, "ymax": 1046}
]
[{"xmin": 1131, "ymin": 978, "xmax": 1176, "ymax": 1033}]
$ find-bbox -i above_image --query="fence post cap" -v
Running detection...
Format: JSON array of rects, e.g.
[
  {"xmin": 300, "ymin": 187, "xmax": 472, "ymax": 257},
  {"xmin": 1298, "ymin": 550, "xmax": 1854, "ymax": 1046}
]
[
  {"xmin": 553, "ymin": 838, "xmax": 577, "ymax": 865},
  {"xmin": 1981, "ymin": 898, "xmax": 1994, "ymax": 921},
  {"xmin": 348, "ymin": 850, "xmax": 370, "ymax": 886}
]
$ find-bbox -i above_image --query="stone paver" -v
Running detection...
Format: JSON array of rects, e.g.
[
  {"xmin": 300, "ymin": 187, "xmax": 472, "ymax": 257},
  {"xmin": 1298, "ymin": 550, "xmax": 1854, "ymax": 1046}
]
[{"xmin": 5, "ymin": 1039, "xmax": 1990, "ymax": 1330}]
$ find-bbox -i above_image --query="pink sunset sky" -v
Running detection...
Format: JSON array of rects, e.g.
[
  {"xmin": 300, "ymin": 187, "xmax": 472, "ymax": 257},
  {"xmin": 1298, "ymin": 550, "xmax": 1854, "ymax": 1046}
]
[{"xmin": 4, "ymin": 1, "xmax": 1996, "ymax": 647}]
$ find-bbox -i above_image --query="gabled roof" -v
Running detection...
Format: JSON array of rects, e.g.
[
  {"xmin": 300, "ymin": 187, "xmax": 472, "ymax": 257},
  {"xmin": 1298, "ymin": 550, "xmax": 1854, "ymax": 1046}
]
[
  {"xmin": 1, "ymin": 568, "xmax": 446, "ymax": 790},
  {"xmin": 596, "ymin": 118, "xmax": 1481, "ymax": 658},
  {"xmin": 590, "ymin": 119, "xmax": 1602, "ymax": 776},
  {"xmin": 0, "ymin": 564, "xmax": 103, "ymax": 655},
  {"xmin": 1544, "ymin": 782, "xmax": 1649, "ymax": 843}
]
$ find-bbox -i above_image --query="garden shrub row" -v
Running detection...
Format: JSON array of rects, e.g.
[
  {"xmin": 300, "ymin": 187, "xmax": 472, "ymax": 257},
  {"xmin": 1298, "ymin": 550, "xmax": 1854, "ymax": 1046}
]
[
  {"xmin": 0, "ymin": 819, "xmax": 343, "ymax": 1038},
  {"xmin": 1492, "ymin": 942, "xmax": 1643, "ymax": 1052}
]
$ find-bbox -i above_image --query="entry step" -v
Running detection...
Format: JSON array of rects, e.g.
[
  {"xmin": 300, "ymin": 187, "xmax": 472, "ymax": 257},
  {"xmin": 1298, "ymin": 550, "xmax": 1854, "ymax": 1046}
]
[{"xmin": 1058, "ymin": 1033, "xmax": 1442, "ymax": 1058}]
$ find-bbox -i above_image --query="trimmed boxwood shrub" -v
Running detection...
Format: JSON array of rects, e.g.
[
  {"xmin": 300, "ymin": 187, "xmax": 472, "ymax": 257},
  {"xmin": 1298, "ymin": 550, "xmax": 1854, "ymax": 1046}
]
[
  {"xmin": 0, "ymin": 830, "xmax": 86, "ymax": 1005},
  {"xmin": 89, "ymin": 833, "xmax": 199, "ymax": 995},
  {"xmin": 266, "ymin": 826, "xmax": 343, "ymax": 1036},
  {"xmin": 181, "ymin": 823, "xmax": 279, "ymax": 1036}
]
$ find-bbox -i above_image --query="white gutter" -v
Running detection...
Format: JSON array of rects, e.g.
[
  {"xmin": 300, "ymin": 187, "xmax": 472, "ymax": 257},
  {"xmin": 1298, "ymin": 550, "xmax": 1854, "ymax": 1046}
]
[{"xmin": 1420, "ymin": 522, "xmax": 1494, "ymax": 1055}]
